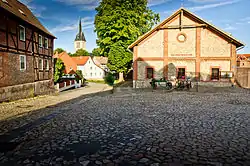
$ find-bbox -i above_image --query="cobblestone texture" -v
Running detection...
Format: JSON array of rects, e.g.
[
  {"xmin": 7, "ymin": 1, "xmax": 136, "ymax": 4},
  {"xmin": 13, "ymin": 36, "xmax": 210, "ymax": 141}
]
[{"xmin": 0, "ymin": 88, "xmax": 250, "ymax": 165}]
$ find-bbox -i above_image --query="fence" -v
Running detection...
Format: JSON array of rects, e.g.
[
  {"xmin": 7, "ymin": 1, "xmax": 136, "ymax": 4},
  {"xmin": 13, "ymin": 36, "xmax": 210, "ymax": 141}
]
[
  {"xmin": 235, "ymin": 67, "xmax": 250, "ymax": 89},
  {"xmin": 55, "ymin": 80, "xmax": 82, "ymax": 92}
]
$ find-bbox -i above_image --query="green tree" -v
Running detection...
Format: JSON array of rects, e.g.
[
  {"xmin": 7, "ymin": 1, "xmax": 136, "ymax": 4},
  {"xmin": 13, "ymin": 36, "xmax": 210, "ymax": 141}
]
[
  {"xmin": 68, "ymin": 52, "xmax": 73, "ymax": 56},
  {"xmin": 94, "ymin": 0, "xmax": 159, "ymax": 81},
  {"xmin": 54, "ymin": 48, "xmax": 65, "ymax": 54},
  {"xmin": 71, "ymin": 49, "xmax": 89, "ymax": 57},
  {"xmin": 54, "ymin": 59, "xmax": 65, "ymax": 83},
  {"xmin": 92, "ymin": 48, "xmax": 101, "ymax": 57},
  {"xmin": 108, "ymin": 41, "xmax": 132, "ymax": 82}
]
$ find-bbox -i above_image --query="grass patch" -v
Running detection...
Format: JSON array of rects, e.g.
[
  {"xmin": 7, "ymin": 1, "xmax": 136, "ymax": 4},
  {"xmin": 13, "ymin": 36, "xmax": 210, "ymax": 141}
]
[{"xmin": 87, "ymin": 80, "xmax": 106, "ymax": 84}]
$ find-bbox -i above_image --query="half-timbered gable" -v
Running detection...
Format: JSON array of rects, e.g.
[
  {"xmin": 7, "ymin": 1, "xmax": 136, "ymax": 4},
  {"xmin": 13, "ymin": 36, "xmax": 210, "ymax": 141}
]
[{"xmin": 0, "ymin": 0, "xmax": 56, "ymax": 102}]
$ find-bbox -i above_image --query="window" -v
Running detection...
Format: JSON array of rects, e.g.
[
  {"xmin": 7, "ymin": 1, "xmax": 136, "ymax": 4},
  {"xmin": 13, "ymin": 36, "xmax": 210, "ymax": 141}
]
[
  {"xmin": 44, "ymin": 37, "xmax": 48, "ymax": 49},
  {"xmin": 177, "ymin": 68, "xmax": 185, "ymax": 79},
  {"xmin": 45, "ymin": 59, "xmax": 49, "ymax": 70},
  {"xmin": 20, "ymin": 55, "xmax": 26, "ymax": 70},
  {"xmin": 39, "ymin": 59, "xmax": 43, "ymax": 70},
  {"xmin": 95, "ymin": 73, "xmax": 96, "ymax": 76},
  {"xmin": 90, "ymin": 67, "xmax": 92, "ymax": 70},
  {"xmin": 18, "ymin": 9, "xmax": 26, "ymax": 16},
  {"xmin": 100, "ymin": 72, "xmax": 101, "ymax": 76},
  {"xmin": 76, "ymin": 42, "xmax": 80, "ymax": 48},
  {"xmin": 39, "ymin": 35, "xmax": 43, "ymax": 47},
  {"xmin": 90, "ymin": 73, "xmax": 92, "ymax": 76},
  {"xmin": 146, "ymin": 67, "xmax": 154, "ymax": 79},
  {"xmin": 211, "ymin": 68, "xmax": 220, "ymax": 80},
  {"xmin": 19, "ymin": 25, "xmax": 25, "ymax": 41}
]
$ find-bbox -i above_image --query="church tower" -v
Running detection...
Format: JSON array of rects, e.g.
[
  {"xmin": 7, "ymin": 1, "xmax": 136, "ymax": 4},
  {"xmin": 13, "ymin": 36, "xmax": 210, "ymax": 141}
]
[{"xmin": 74, "ymin": 18, "xmax": 86, "ymax": 51}]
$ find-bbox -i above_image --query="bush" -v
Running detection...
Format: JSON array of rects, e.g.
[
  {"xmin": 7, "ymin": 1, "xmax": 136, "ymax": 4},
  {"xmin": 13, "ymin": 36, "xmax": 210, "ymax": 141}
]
[{"xmin": 104, "ymin": 73, "xmax": 115, "ymax": 86}]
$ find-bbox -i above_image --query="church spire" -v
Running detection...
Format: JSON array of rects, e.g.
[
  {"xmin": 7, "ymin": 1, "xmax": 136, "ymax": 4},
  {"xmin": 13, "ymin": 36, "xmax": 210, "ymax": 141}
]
[
  {"xmin": 79, "ymin": 17, "xmax": 82, "ymax": 36},
  {"xmin": 75, "ymin": 17, "xmax": 86, "ymax": 42}
]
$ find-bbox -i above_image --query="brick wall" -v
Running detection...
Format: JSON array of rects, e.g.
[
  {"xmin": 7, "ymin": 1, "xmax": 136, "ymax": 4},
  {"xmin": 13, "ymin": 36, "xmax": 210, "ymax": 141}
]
[
  {"xmin": 0, "ymin": 51, "xmax": 34, "ymax": 87},
  {"xmin": 0, "ymin": 80, "xmax": 55, "ymax": 102}
]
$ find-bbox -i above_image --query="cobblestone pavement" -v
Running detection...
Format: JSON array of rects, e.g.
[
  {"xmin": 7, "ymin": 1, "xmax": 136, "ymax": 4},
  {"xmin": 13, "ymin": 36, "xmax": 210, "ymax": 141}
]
[
  {"xmin": 1, "ymin": 88, "xmax": 250, "ymax": 165},
  {"xmin": 0, "ymin": 83, "xmax": 112, "ymax": 134}
]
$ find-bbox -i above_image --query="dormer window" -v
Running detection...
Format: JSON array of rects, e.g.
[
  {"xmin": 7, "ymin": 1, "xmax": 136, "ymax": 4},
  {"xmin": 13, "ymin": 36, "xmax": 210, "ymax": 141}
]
[
  {"xmin": 2, "ymin": 0, "xmax": 8, "ymax": 4},
  {"xmin": 39, "ymin": 35, "xmax": 43, "ymax": 47},
  {"xmin": 18, "ymin": 9, "xmax": 26, "ymax": 16},
  {"xmin": 19, "ymin": 25, "xmax": 25, "ymax": 41}
]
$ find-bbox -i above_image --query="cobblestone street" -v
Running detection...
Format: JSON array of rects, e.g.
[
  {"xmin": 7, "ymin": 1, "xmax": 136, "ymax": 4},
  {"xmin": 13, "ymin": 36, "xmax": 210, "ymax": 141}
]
[{"xmin": 1, "ymin": 89, "xmax": 250, "ymax": 165}]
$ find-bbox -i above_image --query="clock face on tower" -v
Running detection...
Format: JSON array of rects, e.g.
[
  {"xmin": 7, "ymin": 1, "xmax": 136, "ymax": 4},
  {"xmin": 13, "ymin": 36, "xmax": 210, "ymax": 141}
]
[{"xmin": 177, "ymin": 33, "xmax": 187, "ymax": 43}]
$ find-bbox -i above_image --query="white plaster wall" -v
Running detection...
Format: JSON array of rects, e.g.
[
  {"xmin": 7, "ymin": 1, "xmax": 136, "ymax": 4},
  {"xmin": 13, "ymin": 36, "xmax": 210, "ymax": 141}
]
[
  {"xmin": 77, "ymin": 58, "xmax": 105, "ymax": 80},
  {"xmin": 168, "ymin": 60, "xmax": 196, "ymax": 78},
  {"xmin": 200, "ymin": 60, "xmax": 231, "ymax": 81},
  {"xmin": 200, "ymin": 29, "xmax": 231, "ymax": 57},
  {"xmin": 137, "ymin": 61, "xmax": 164, "ymax": 80},
  {"xmin": 137, "ymin": 30, "xmax": 164, "ymax": 58},
  {"xmin": 74, "ymin": 41, "xmax": 86, "ymax": 51}
]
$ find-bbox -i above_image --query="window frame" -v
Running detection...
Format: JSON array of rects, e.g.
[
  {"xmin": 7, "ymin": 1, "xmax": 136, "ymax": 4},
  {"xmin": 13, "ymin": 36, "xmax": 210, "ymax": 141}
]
[
  {"xmin": 44, "ymin": 37, "xmax": 48, "ymax": 49},
  {"xmin": 19, "ymin": 55, "xmax": 26, "ymax": 71},
  {"xmin": 19, "ymin": 25, "xmax": 25, "ymax": 41},
  {"xmin": 145, "ymin": 67, "xmax": 154, "ymax": 79},
  {"xmin": 38, "ymin": 35, "xmax": 43, "ymax": 48},
  {"xmin": 39, "ymin": 58, "xmax": 43, "ymax": 70},
  {"xmin": 44, "ymin": 59, "xmax": 49, "ymax": 71},
  {"xmin": 177, "ymin": 67, "xmax": 186, "ymax": 79},
  {"xmin": 210, "ymin": 67, "xmax": 220, "ymax": 80}
]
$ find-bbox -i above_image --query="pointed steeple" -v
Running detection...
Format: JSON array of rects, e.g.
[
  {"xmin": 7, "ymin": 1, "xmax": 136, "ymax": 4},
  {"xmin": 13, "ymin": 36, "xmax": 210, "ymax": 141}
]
[
  {"xmin": 75, "ymin": 18, "xmax": 86, "ymax": 42},
  {"xmin": 79, "ymin": 17, "xmax": 82, "ymax": 35}
]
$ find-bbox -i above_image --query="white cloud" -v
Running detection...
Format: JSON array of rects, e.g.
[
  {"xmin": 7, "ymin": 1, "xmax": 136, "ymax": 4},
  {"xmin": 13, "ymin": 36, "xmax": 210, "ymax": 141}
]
[
  {"xmin": 147, "ymin": 0, "xmax": 171, "ymax": 7},
  {"xmin": 18, "ymin": 0, "xmax": 46, "ymax": 18},
  {"xmin": 51, "ymin": 17, "xmax": 94, "ymax": 33},
  {"xmin": 188, "ymin": 0, "xmax": 240, "ymax": 12},
  {"xmin": 54, "ymin": 0, "xmax": 100, "ymax": 11},
  {"xmin": 188, "ymin": 0, "xmax": 227, "ymax": 3},
  {"xmin": 224, "ymin": 24, "xmax": 236, "ymax": 31}
]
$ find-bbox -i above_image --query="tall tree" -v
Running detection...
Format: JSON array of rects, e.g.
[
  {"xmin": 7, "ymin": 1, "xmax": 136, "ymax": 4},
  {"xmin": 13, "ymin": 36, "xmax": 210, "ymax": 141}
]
[
  {"xmin": 54, "ymin": 59, "xmax": 65, "ymax": 83},
  {"xmin": 54, "ymin": 48, "xmax": 65, "ymax": 54},
  {"xmin": 107, "ymin": 41, "xmax": 132, "ymax": 82},
  {"xmin": 71, "ymin": 49, "xmax": 89, "ymax": 57},
  {"xmin": 92, "ymin": 48, "xmax": 101, "ymax": 57},
  {"xmin": 94, "ymin": 0, "xmax": 159, "ymax": 81}
]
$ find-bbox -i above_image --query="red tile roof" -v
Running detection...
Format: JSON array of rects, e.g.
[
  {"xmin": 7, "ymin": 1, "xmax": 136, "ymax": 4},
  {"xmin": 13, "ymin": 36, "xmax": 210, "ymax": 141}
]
[
  {"xmin": 237, "ymin": 54, "xmax": 250, "ymax": 61},
  {"xmin": 72, "ymin": 56, "xmax": 90, "ymax": 65},
  {"xmin": 54, "ymin": 52, "xmax": 77, "ymax": 74},
  {"xmin": 0, "ymin": 0, "xmax": 55, "ymax": 38}
]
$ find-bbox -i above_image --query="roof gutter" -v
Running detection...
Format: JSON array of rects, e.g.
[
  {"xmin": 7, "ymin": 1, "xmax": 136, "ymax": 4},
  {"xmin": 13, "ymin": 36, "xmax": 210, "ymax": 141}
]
[{"xmin": 236, "ymin": 45, "xmax": 245, "ymax": 51}]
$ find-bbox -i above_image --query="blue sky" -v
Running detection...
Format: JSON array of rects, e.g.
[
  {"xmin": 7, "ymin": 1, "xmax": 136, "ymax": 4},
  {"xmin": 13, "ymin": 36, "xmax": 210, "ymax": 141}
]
[{"xmin": 19, "ymin": 0, "xmax": 250, "ymax": 54}]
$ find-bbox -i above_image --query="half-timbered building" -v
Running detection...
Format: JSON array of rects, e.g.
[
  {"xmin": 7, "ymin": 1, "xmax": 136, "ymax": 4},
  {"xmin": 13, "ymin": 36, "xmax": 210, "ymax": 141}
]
[
  {"xmin": 129, "ymin": 8, "xmax": 245, "ymax": 88},
  {"xmin": 0, "ymin": 0, "xmax": 55, "ymax": 101}
]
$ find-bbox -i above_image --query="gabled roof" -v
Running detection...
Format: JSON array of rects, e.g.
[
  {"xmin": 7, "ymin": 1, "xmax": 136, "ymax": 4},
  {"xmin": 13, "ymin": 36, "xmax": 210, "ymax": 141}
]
[
  {"xmin": 129, "ymin": 7, "xmax": 244, "ymax": 49},
  {"xmin": 53, "ymin": 52, "xmax": 77, "ymax": 74},
  {"xmin": 93, "ymin": 56, "xmax": 108, "ymax": 65},
  {"xmin": 72, "ymin": 56, "xmax": 90, "ymax": 65},
  {"xmin": 237, "ymin": 54, "xmax": 250, "ymax": 61},
  {"xmin": 0, "ymin": 0, "xmax": 55, "ymax": 38}
]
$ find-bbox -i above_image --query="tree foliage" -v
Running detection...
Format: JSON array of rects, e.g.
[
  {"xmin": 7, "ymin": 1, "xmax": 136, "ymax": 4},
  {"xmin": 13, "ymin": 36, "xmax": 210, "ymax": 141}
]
[
  {"xmin": 92, "ymin": 48, "xmax": 101, "ymax": 56},
  {"xmin": 94, "ymin": 0, "xmax": 160, "ymax": 57},
  {"xmin": 70, "ymin": 49, "xmax": 90, "ymax": 57},
  {"xmin": 54, "ymin": 59, "xmax": 65, "ymax": 83},
  {"xmin": 54, "ymin": 48, "xmax": 65, "ymax": 54},
  {"xmin": 94, "ymin": 0, "xmax": 159, "ymax": 80},
  {"xmin": 107, "ymin": 41, "xmax": 132, "ymax": 74}
]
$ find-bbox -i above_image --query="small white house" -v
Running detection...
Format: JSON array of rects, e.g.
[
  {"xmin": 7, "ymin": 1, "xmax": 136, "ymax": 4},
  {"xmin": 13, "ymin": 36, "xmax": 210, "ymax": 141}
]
[{"xmin": 72, "ymin": 56, "xmax": 105, "ymax": 80}]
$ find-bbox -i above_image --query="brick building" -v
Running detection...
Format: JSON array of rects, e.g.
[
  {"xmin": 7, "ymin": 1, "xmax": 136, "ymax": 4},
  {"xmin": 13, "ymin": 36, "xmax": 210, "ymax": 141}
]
[
  {"xmin": 129, "ymin": 8, "xmax": 244, "ymax": 88},
  {"xmin": 0, "ymin": 0, "xmax": 55, "ymax": 102}
]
